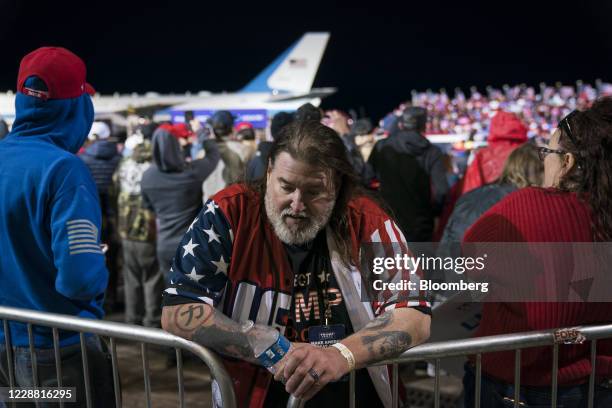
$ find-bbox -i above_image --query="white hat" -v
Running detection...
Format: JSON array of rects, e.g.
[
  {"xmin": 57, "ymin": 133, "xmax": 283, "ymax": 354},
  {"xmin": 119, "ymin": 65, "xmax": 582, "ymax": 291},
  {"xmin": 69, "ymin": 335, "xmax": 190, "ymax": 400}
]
[{"xmin": 88, "ymin": 121, "xmax": 111, "ymax": 140}]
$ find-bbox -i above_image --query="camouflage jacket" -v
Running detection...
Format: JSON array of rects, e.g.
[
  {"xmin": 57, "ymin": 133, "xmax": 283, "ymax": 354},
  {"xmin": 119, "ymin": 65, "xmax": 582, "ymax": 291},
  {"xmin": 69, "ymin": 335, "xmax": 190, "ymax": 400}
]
[{"xmin": 114, "ymin": 143, "xmax": 156, "ymax": 242}]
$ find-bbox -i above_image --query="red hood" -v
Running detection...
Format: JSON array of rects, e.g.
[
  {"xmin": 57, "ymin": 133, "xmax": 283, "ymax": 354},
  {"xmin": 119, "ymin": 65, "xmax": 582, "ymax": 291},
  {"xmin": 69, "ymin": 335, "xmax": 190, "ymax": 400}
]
[{"xmin": 488, "ymin": 111, "xmax": 528, "ymax": 144}]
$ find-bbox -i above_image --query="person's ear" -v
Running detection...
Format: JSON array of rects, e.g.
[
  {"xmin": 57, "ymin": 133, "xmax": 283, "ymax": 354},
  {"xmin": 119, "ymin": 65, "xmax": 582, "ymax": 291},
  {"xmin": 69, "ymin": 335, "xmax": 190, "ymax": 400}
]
[
  {"xmin": 561, "ymin": 152, "xmax": 577, "ymax": 175},
  {"xmin": 266, "ymin": 160, "xmax": 273, "ymax": 182}
]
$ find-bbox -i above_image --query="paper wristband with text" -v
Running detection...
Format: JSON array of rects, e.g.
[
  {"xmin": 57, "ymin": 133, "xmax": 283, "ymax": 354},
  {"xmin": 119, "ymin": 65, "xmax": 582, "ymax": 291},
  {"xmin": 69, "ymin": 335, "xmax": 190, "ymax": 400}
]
[{"xmin": 332, "ymin": 342, "xmax": 355, "ymax": 371}]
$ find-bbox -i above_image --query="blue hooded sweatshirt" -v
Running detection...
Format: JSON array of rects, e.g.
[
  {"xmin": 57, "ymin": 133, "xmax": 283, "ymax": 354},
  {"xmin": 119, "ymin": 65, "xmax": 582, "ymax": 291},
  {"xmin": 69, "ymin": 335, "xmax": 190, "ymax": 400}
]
[{"xmin": 0, "ymin": 78, "xmax": 108, "ymax": 347}]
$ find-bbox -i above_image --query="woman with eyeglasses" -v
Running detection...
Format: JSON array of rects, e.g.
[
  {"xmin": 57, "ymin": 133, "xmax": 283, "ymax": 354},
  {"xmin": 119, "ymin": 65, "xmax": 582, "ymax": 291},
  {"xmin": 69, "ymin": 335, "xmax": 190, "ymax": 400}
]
[{"xmin": 462, "ymin": 97, "xmax": 612, "ymax": 407}]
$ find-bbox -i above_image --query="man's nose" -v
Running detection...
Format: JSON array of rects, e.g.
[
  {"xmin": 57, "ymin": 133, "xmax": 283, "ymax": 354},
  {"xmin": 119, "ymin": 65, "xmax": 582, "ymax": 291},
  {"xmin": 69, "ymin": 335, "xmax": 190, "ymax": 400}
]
[{"xmin": 290, "ymin": 191, "xmax": 305, "ymax": 213}]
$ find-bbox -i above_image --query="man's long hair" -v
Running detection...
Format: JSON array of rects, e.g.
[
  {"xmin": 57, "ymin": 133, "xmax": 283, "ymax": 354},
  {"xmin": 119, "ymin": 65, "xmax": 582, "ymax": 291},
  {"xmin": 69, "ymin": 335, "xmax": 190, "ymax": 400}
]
[{"xmin": 253, "ymin": 120, "xmax": 360, "ymax": 264}]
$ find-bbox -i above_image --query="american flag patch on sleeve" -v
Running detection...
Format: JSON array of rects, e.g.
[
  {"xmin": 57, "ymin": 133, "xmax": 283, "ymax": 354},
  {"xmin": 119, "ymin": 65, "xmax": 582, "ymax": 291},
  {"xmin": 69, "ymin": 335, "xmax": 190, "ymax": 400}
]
[{"xmin": 66, "ymin": 219, "xmax": 103, "ymax": 255}]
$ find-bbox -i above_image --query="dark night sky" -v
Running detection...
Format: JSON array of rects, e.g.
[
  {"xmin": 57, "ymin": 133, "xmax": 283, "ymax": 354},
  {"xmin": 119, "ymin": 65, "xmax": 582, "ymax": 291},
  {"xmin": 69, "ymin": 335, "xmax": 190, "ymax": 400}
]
[{"xmin": 1, "ymin": 0, "xmax": 611, "ymax": 120}]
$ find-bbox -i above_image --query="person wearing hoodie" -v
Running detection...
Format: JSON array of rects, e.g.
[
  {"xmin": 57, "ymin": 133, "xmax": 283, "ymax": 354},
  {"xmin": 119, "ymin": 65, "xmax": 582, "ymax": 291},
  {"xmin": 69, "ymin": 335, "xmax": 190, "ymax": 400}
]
[
  {"xmin": 245, "ymin": 111, "xmax": 293, "ymax": 181},
  {"xmin": 461, "ymin": 110, "xmax": 528, "ymax": 194},
  {"xmin": 202, "ymin": 110, "xmax": 244, "ymax": 200},
  {"xmin": 0, "ymin": 47, "xmax": 114, "ymax": 405},
  {"xmin": 141, "ymin": 123, "xmax": 220, "ymax": 281},
  {"xmin": 368, "ymin": 106, "xmax": 449, "ymax": 242},
  {"xmin": 79, "ymin": 120, "xmax": 123, "ymax": 310},
  {"xmin": 80, "ymin": 121, "xmax": 122, "ymax": 198}
]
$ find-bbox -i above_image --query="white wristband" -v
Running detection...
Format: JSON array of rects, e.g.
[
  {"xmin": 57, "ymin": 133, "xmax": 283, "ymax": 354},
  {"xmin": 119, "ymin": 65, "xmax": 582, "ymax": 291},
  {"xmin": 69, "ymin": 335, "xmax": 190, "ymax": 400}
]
[{"xmin": 332, "ymin": 342, "xmax": 355, "ymax": 372}]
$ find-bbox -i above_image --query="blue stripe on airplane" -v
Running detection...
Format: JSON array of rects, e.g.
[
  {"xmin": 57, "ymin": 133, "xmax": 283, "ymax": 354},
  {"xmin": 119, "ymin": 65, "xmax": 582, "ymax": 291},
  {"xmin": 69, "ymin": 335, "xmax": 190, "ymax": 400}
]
[{"xmin": 170, "ymin": 109, "xmax": 268, "ymax": 128}]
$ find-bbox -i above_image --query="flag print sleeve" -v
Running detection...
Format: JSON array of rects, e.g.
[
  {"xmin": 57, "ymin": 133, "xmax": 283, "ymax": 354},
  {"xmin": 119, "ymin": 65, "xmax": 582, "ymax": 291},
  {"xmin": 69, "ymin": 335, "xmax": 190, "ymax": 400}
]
[
  {"xmin": 162, "ymin": 199, "xmax": 233, "ymax": 307},
  {"xmin": 356, "ymin": 202, "xmax": 432, "ymax": 317}
]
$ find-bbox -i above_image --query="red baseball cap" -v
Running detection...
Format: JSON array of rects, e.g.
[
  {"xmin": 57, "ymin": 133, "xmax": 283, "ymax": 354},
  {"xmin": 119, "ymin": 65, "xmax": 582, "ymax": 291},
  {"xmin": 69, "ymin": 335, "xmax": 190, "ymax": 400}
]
[
  {"xmin": 235, "ymin": 121, "xmax": 253, "ymax": 131},
  {"xmin": 17, "ymin": 47, "xmax": 95, "ymax": 100}
]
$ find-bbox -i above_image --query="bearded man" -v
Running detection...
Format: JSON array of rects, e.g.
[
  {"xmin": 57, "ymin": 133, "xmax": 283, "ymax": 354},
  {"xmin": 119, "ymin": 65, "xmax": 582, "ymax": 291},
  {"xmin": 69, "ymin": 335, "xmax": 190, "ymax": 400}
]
[{"xmin": 161, "ymin": 120, "xmax": 431, "ymax": 408}]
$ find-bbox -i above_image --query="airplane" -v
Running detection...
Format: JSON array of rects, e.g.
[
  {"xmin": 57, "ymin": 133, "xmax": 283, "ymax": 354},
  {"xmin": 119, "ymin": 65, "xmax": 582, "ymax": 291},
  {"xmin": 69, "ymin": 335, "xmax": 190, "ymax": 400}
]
[
  {"xmin": 0, "ymin": 32, "xmax": 335, "ymax": 129},
  {"xmin": 158, "ymin": 32, "xmax": 334, "ymax": 128}
]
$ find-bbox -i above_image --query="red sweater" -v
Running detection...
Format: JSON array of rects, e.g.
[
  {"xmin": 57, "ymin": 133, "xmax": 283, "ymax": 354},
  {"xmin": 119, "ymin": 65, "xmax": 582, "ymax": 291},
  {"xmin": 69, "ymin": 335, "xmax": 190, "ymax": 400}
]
[{"xmin": 463, "ymin": 187, "xmax": 612, "ymax": 386}]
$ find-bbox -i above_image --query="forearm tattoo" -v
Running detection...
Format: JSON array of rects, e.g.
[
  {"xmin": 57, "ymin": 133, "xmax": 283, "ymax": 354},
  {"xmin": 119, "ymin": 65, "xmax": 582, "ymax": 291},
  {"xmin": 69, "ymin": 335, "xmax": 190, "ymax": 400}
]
[
  {"xmin": 193, "ymin": 325, "xmax": 254, "ymax": 362},
  {"xmin": 173, "ymin": 304, "xmax": 213, "ymax": 337},
  {"xmin": 360, "ymin": 331, "xmax": 413, "ymax": 363},
  {"xmin": 172, "ymin": 304, "xmax": 257, "ymax": 363},
  {"xmin": 359, "ymin": 311, "xmax": 413, "ymax": 364},
  {"xmin": 362, "ymin": 311, "xmax": 393, "ymax": 331}
]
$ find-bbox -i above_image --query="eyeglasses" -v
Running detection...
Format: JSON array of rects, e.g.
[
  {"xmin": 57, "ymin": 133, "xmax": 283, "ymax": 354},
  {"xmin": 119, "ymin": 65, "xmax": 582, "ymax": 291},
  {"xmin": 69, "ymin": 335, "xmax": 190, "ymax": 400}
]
[{"xmin": 537, "ymin": 146, "xmax": 567, "ymax": 161}]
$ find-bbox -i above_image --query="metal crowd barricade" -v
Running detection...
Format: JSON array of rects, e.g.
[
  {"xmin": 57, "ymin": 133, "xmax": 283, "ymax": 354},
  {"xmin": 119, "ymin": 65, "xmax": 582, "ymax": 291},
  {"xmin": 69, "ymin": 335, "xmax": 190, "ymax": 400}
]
[
  {"xmin": 287, "ymin": 323, "xmax": 612, "ymax": 408},
  {"xmin": 0, "ymin": 305, "xmax": 236, "ymax": 408}
]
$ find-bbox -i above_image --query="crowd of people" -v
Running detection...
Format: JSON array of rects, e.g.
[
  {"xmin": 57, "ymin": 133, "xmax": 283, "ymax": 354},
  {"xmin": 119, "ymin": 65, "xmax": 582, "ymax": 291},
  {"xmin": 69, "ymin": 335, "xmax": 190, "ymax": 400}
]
[
  {"xmin": 391, "ymin": 81, "xmax": 612, "ymax": 140},
  {"xmin": 1, "ymin": 46, "xmax": 612, "ymax": 407}
]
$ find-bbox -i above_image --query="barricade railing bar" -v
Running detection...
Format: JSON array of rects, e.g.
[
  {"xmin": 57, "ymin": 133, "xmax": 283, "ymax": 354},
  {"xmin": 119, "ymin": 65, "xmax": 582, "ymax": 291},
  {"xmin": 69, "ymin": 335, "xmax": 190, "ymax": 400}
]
[
  {"xmin": 0, "ymin": 305, "xmax": 236, "ymax": 408},
  {"xmin": 288, "ymin": 323, "xmax": 612, "ymax": 408}
]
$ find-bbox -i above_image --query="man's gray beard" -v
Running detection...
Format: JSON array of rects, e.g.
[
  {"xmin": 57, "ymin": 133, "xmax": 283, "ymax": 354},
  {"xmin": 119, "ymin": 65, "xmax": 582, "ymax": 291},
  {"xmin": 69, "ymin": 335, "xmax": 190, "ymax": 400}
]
[{"xmin": 264, "ymin": 191, "xmax": 335, "ymax": 245}]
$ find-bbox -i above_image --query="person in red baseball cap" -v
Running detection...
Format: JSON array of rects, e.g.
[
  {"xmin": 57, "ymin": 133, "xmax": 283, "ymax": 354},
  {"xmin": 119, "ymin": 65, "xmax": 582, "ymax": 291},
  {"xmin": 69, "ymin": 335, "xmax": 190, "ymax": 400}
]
[
  {"xmin": 0, "ymin": 47, "xmax": 116, "ymax": 406},
  {"xmin": 17, "ymin": 46, "xmax": 96, "ymax": 100},
  {"xmin": 235, "ymin": 121, "xmax": 257, "ymax": 161}
]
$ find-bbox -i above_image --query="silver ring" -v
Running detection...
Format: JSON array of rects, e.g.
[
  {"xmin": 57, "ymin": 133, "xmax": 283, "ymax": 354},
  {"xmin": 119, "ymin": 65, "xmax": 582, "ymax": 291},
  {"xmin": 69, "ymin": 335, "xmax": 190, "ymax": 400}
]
[{"xmin": 308, "ymin": 368, "xmax": 320, "ymax": 385}]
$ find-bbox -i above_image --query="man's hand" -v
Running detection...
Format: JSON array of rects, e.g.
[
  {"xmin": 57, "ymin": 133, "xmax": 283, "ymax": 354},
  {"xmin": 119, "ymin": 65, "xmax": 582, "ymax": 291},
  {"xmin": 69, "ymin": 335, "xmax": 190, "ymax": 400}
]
[
  {"xmin": 273, "ymin": 344, "xmax": 349, "ymax": 401},
  {"xmin": 270, "ymin": 342, "xmax": 307, "ymax": 378}
]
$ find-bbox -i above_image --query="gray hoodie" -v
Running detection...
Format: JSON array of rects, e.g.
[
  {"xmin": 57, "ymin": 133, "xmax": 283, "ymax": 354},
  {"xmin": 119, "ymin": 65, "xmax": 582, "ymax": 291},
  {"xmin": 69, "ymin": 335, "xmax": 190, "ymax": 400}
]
[{"xmin": 141, "ymin": 128, "xmax": 220, "ymax": 258}]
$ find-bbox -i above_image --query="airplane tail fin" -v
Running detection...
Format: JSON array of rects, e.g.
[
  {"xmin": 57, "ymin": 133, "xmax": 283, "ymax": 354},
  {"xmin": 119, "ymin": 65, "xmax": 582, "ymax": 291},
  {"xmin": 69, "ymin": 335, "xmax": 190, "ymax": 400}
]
[{"xmin": 240, "ymin": 32, "xmax": 330, "ymax": 94}]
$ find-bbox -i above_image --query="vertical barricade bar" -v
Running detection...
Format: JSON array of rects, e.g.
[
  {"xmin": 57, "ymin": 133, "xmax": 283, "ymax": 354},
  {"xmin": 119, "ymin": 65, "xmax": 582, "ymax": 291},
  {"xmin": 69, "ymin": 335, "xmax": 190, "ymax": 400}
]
[
  {"xmin": 551, "ymin": 343, "xmax": 559, "ymax": 408},
  {"xmin": 3, "ymin": 320, "xmax": 16, "ymax": 389},
  {"xmin": 52, "ymin": 328, "xmax": 64, "ymax": 408},
  {"xmin": 349, "ymin": 370, "xmax": 355, "ymax": 408},
  {"xmin": 434, "ymin": 359, "xmax": 441, "ymax": 408},
  {"xmin": 141, "ymin": 343, "xmax": 152, "ymax": 408},
  {"xmin": 513, "ymin": 349, "xmax": 521, "ymax": 408},
  {"xmin": 588, "ymin": 339, "xmax": 597, "ymax": 408},
  {"xmin": 110, "ymin": 337, "xmax": 121, "ymax": 408},
  {"xmin": 27, "ymin": 324, "xmax": 40, "ymax": 406},
  {"xmin": 27, "ymin": 324, "xmax": 39, "ymax": 386},
  {"xmin": 392, "ymin": 363, "xmax": 398, "ymax": 408},
  {"xmin": 176, "ymin": 348, "xmax": 185, "ymax": 408},
  {"xmin": 80, "ymin": 333, "xmax": 92, "ymax": 408},
  {"xmin": 287, "ymin": 395, "xmax": 305, "ymax": 408},
  {"xmin": 475, "ymin": 354, "xmax": 482, "ymax": 408},
  {"xmin": 3, "ymin": 320, "xmax": 16, "ymax": 408}
]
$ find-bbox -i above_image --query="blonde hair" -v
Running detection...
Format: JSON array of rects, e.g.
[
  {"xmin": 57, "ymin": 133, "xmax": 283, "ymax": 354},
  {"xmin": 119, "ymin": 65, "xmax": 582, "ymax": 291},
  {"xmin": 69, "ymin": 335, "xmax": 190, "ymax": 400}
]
[{"xmin": 498, "ymin": 143, "xmax": 543, "ymax": 188}]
